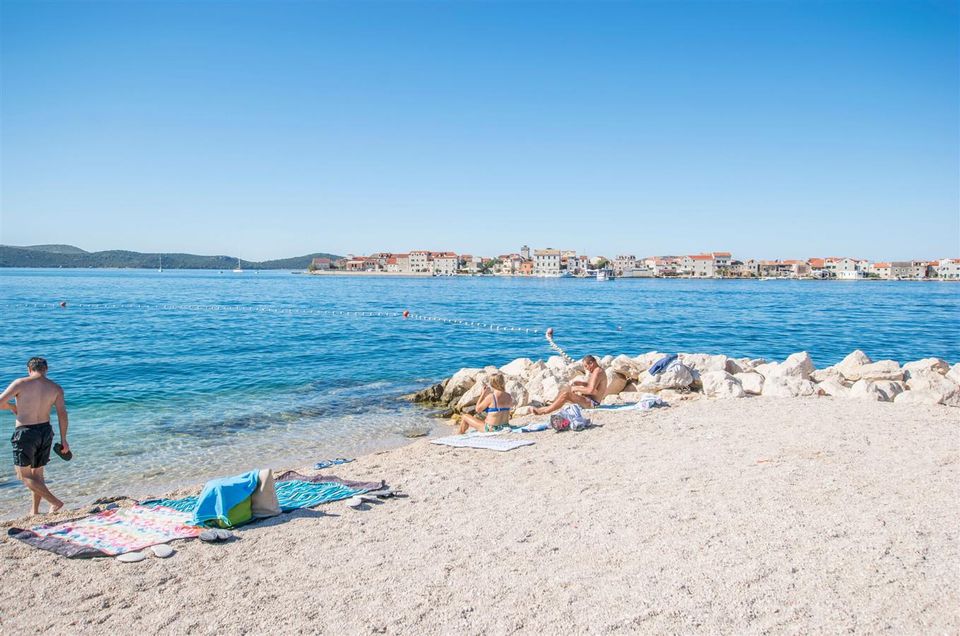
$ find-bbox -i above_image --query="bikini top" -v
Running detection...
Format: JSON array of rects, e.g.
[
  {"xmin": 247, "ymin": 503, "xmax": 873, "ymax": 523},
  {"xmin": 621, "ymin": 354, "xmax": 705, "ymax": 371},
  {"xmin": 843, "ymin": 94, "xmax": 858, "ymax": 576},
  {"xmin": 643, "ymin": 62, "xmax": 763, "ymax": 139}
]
[{"xmin": 483, "ymin": 392, "xmax": 511, "ymax": 414}]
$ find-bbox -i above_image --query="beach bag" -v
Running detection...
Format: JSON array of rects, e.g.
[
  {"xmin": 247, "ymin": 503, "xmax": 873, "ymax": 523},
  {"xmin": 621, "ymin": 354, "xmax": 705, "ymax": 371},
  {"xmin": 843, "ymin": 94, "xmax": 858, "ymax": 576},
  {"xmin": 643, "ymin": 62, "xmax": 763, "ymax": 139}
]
[{"xmin": 551, "ymin": 404, "xmax": 591, "ymax": 432}]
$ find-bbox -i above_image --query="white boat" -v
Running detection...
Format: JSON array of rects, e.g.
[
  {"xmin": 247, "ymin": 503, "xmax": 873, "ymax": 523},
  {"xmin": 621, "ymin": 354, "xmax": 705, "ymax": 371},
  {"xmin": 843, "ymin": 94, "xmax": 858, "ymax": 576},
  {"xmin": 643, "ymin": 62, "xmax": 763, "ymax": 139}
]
[
  {"xmin": 233, "ymin": 258, "xmax": 243, "ymax": 273},
  {"xmin": 596, "ymin": 270, "xmax": 610, "ymax": 282}
]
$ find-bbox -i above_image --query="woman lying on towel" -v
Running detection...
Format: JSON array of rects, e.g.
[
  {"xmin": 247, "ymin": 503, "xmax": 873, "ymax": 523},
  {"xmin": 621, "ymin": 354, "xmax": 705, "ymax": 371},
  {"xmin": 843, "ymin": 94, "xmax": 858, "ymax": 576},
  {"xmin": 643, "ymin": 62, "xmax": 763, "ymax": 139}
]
[{"xmin": 458, "ymin": 373, "xmax": 514, "ymax": 434}]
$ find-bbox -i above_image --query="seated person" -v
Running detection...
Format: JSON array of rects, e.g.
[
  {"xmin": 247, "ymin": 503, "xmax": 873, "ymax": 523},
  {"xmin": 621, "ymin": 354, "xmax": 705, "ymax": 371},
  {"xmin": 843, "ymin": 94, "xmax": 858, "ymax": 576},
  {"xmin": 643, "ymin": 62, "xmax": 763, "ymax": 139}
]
[
  {"xmin": 533, "ymin": 355, "xmax": 607, "ymax": 415},
  {"xmin": 458, "ymin": 373, "xmax": 514, "ymax": 434}
]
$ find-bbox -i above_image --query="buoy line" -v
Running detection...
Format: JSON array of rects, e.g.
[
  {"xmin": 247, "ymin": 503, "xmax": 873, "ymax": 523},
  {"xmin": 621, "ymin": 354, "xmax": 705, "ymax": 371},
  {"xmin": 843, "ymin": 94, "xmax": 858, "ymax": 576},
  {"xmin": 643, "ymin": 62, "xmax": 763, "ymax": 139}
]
[{"xmin": 8, "ymin": 302, "xmax": 545, "ymax": 337}]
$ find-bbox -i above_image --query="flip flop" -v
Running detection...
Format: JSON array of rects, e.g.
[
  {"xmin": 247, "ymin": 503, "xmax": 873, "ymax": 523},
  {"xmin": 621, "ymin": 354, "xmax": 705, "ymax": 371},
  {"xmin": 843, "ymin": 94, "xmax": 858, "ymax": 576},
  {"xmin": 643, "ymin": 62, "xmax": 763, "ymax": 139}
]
[
  {"xmin": 314, "ymin": 457, "xmax": 355, "ymax": 470},
  {"xmin": 116, "ymin": 551, "xmax": 146, "ymax": 563},
  {"xmin": 346, "ymin": 496, "xmax": 365, "ymax": 509},
  {"xmin": 53, "ymin": 443, "xmax": 73, "ymax": 461},
  {"xmin": 151, "ymin": 544, "xmax": 175, "ymax": 558}
]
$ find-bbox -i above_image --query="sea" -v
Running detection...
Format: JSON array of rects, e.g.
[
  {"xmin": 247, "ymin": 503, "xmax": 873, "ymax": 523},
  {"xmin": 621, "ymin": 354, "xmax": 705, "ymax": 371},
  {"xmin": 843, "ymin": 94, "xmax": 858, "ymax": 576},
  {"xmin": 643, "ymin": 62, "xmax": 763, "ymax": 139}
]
[{"xmin": 1, "ymin": 268, "xmax": 958, "ymax": 517}]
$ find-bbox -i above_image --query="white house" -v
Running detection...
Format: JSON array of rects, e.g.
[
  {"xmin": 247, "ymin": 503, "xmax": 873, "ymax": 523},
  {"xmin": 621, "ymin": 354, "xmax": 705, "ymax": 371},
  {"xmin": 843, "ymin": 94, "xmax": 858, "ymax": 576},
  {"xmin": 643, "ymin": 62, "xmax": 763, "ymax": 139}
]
[
  {"xmin": 935, "ymin": 258, "xmax": 960, "ymax": 279},
  {"xmin": 534, "ymin": 249, "xmax": 561, "ymax": 276}
]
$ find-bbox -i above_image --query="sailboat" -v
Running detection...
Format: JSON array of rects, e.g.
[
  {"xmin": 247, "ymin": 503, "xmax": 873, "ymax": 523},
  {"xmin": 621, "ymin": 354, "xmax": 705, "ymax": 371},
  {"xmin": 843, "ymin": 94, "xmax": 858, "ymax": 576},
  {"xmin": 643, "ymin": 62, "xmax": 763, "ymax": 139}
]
[
  {"xmin": 158, "ymin": 254, "xmax": 163, "ymax": 273},
  {"xmin": 233, "ymin": 257, "xmax": 243, "ymax": 273}
]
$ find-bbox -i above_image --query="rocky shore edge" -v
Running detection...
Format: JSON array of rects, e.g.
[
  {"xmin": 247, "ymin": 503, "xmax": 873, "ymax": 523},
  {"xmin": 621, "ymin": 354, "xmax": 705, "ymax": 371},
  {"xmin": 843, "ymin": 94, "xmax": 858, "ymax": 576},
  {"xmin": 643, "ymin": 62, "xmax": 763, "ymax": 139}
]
[{"xmin": 408, "ymin": 350, "xmax": 960, "ymax": 414}]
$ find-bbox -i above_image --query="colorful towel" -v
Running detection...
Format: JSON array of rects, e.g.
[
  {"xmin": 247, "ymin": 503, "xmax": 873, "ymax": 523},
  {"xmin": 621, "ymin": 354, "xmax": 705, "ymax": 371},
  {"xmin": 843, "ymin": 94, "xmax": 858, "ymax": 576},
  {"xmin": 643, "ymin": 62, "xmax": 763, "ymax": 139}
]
[
  {"xmin": 511, "ymin": 422, "xmax": 551, "ymax": 433},
  {"xmin": 192, "ymin": 470, "xmax": 260, "ymax": 527},
  {"xmin": 274, "ymin": 471, "xmax": 385, "ymax": 491},
  {"xmin": 7, "ymin": 504, "xmax": 202, "ymax": 558},
  {"xmin": 431, "ymin": 434, "xmax": 534, "ymax": 452}
]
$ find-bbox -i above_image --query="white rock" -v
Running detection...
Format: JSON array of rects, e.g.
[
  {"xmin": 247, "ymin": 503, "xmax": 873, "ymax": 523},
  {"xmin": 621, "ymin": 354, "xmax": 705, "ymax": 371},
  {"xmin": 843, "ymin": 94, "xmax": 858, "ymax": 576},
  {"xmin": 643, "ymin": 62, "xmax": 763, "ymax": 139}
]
[
  {"xmin": 948, "ymin": 363, "xmax": 960, "ymax": 385},
  {"xmin": 601, "ymin": 394, "xmax": 622, "ymax": 406},
  {"xmin": 678, "ymin": 353, "xmax": 728, "ymax": 374},
  {"xmin": 528, "ymin": 373, "xmax": 563, "ymax": 406},
  {"xmin": 894, "ymin": 389, "xmax": 945, "ymax": 406},
  {"xmin": 781, "ymin": 351, "xmax": 815, "ymax": 380},
  {"xmin": 836, "ymin": 350, "xmax": 872, "ymax": 381},
  {"xmin": 609, "ymin": 355, "xmax": 641, "ymax": 380},
  {"xmin": 873, "ymin": 380, "xmax": 906, "ymax": 401},
  {"xmin": 617, "ymin": 391, "xmax": 644, "ymax": 403},
  {"xmin": 810, "ymin": 367, "xmax": 840, "ymax": 383},
  {"xmin": 700, "ymin": 370, "xmax": 745, "ymax": 399},
  {"xmin": 632, "ymin": 352, "xmax": 665, "ymax": 372},
  {"xmin": 734, "ymin": 372, "xmax": 764, "ymax": 395},
  {"xmin": 605, "ymin": 369, "xmax": 628, "ymax": 395},
  {"xmin": 750, "ymin": 358, "xmax": 767, "ymax": 367},
  {"xmin": 600, "ymin": 355, "xmax": 614, "ymax": 366},
  {"xmin": 902, "ymin": 358, "xmax": 950, "ymax": 377},
  {"xmin": 638, "ymin": 362, "xmax": 694, "ymax": 391},
  {"xmin": 906, "ymin": 372, "xmax": 960, "ymax": 407},
  {"xmin": 455, "ymin": 381, "xmax": 485, "ymax": 411},
  {"xmin": 817, "ymin": 377, "xmax": 850, "ymax": 397},
  {"xmin": 441, "ymin": 368, "xmax": 480, "ymax": 404},
  {"xmin": 849, "ymin": 379, "xmax": 889, "ymax": 402},
  {"xmin": 857, "ymin": 360, "xmax": 904, "ymax": 382},
  {"xmin": 504, "ymin": 378, "xmax": 530, "ymax": 408},
  {"xmin": 761, "ymin": 376, "xmax": 819, "ymax": 398},
  {"xmin": 499, "ymin": 358, "xmax": 535, "ymax": 378},
  {"xmin": 545, "ymin": 356, "xmax": 568, "ymax": 373},
  {"xmin": 512, "ymin": 405, "xmax": 534, "ymax": 417},
  {"xmin": 725, "ymin": 358, "xmax": 749, "ymax": 374}
]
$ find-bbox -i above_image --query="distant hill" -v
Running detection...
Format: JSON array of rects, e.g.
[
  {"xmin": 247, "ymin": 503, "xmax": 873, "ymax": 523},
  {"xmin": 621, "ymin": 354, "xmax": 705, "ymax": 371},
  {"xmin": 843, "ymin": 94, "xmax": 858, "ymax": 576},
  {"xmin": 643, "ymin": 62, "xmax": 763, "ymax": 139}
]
[{"xmin": 0, "ymin": 245, "xmax": 342, "ymax": 270}]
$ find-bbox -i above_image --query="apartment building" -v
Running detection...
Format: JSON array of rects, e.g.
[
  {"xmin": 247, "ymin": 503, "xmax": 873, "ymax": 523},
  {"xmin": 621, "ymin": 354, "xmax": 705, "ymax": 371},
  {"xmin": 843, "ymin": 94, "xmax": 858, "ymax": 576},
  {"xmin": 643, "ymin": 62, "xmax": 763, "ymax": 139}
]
[
  {"xmin": 870, "ymin": 262, "xmax": 892, "ymax": 279},
  {"xmin": 890, "ymin": 261, "xmax": 928, "ymax": 280},
  {"xmin": 936, "ymin": 259, "xmax": 960, "ymax": 279},
  {"xmin": 612, "ymin": 255, "xmax": 637, "ymax": 275},
  {"xmin": 431, "ymin": 252, "xmax": 459, "ymax": 276},
  {"xmin": 409, "ymin": 251, "xmax": 431, "ymax": 273},
  {"xmin": 534, "ymin": 249, "xmax": 562, "ymax": 275}
]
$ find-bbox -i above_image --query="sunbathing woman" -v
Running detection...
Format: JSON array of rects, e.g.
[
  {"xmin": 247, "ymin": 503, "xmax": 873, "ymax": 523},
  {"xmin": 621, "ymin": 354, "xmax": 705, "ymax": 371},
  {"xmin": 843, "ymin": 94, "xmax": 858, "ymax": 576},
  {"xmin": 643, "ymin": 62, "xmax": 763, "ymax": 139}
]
[{"xmin": 457, "ymin": 372, "xmax": 514, "ymax": 434}]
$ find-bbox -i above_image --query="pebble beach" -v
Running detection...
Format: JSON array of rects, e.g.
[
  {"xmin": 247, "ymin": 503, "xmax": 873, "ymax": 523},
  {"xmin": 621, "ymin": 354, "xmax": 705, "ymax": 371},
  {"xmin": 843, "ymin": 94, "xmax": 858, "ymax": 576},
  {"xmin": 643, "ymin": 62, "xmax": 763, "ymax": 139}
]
[{"xmin": 2, "ymin": 395, "xmax": 957, "ymax": 634}]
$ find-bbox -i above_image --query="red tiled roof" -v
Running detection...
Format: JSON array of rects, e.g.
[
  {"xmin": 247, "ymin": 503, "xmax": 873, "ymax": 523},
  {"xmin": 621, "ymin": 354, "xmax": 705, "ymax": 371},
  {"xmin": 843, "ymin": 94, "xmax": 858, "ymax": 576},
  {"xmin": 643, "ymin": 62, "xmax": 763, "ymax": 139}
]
[
  {"xmin": 690, "ymin": 255, "xmax": 712, "ymax": 261},
  {"xmin": 873, "ymin": 262, "xmax": 891, "ymax": 268}
]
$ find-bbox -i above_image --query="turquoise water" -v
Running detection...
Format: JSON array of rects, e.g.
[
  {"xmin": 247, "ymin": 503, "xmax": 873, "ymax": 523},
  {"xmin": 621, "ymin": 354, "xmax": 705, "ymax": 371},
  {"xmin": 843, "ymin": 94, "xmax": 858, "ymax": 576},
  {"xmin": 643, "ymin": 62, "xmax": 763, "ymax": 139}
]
[{"xmin": 1, "ymin": 269, "xmax": 958, "ymax": 516}]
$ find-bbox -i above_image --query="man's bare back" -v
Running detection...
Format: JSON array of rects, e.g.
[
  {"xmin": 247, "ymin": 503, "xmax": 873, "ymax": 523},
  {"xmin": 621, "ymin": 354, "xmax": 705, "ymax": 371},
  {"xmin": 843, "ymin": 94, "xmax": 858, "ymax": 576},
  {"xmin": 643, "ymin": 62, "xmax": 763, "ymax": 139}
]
[{"xmin": 9, "ymin": 375, "xmax": 63, "ymax": 427}]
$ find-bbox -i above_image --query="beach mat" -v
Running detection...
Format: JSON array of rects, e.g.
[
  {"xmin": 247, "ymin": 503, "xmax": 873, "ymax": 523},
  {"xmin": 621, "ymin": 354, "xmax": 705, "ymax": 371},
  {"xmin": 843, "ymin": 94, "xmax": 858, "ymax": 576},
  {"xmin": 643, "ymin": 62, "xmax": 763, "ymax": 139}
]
[
  {"xmin": 431, "ymin": 434, "xmax": 535, "ymax": 452},
  {"xmin": 141, "ymin": 474, "xmax": 382, "ymax": 515},
  {"xmin": 7, "ymin": 504, "xmax": 202, "ymax": 558}
]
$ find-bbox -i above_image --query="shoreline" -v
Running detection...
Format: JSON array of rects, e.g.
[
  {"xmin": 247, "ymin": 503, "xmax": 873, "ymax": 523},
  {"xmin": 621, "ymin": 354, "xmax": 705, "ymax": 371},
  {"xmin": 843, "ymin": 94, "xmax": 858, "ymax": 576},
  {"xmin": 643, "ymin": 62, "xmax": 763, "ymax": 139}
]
[{"xmin": 1, "ymin": 397, "xmax": 956, "ymax": 633}]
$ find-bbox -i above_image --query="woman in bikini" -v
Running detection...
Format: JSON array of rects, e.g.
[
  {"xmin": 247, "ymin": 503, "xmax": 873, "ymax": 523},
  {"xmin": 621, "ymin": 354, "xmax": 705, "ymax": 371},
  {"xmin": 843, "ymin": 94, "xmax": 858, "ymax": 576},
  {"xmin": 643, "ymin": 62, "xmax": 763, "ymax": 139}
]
[{"xmin": 457, "ymin": 372, "xmax": 514, "ymax": 434}]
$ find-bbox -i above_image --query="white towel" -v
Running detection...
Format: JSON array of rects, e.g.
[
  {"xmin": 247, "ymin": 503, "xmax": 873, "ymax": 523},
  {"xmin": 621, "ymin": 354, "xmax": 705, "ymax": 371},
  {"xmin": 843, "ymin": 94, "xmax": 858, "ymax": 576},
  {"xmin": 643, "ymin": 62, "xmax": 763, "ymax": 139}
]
[{"xmin": 431, "ymin": 434, "xmax": 535, "ymax": 452}]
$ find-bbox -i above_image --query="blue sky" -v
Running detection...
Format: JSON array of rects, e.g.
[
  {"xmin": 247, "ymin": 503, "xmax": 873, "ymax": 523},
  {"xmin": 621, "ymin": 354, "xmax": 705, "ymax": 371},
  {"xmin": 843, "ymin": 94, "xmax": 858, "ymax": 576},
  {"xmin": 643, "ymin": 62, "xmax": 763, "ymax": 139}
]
[{"xmin": 1, "ymin": 0, "xmax": 957, "ymax": 261}]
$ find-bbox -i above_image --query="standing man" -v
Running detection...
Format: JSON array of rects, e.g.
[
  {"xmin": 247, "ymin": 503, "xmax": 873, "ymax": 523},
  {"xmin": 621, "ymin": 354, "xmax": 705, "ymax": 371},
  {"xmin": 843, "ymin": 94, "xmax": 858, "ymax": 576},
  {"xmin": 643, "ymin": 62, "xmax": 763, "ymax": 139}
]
[{"xmin": 0, "ymin": 357, "xmax": 68, "ymax": 514}]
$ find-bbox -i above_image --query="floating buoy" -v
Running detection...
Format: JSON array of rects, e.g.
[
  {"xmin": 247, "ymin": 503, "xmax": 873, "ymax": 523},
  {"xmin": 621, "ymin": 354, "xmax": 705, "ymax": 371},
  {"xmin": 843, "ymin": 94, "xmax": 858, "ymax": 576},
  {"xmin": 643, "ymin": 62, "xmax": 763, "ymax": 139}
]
[
  {"xmin": 403, "ymin": 310, "xmax": 410, "ymax": 319},
  {"xmin": 59, "ymin": 301, "xmax": 67, "ymax": 308}
]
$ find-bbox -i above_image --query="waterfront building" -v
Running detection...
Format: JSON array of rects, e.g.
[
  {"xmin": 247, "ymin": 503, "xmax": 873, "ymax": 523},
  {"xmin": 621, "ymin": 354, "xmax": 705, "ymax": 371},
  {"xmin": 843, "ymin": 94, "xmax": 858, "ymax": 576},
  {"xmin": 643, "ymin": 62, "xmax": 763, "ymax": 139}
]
[
  {"xmin": 310, "ymin": 257, "xmax": 332, "ymax": 270},
  {"xmin": 890, "ymin": 261, "xmax": 927, "ymax": 280},
  {"xmin": 534, "ymin": 248, "xmax": 562, "ymax": 275},
  {"xmin": 518, "ymin": 260, "xmax": 534, "ymax": 276},
  {"xmin": 431, "ymin": 252, "xmax": 459, "ymax": 276},
  {"xmin": 612, "ymin": 255, "xmax": 637, "ymax": 275},
  {"xmin": 871, "ymin": 262, "xmax": 892, "ymax": 279},
  {"xmin": 520, "ymin": 245, "xmax": 531, "ymax": 260},
  {"xmin": 409, "ymin": 250, "xmax": 431, "ymax": 273},
  {"xmin": 935, "ymin": 258, "xmax": 960, "ymax": 279}
]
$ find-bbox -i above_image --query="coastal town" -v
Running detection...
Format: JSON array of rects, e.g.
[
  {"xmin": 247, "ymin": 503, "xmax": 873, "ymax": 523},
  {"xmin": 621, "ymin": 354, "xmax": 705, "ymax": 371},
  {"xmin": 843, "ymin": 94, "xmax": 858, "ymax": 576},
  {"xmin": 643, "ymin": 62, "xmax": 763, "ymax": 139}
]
[{"xmin": 310, "ymin": 247, "xmax": 960, "ymax": 280}]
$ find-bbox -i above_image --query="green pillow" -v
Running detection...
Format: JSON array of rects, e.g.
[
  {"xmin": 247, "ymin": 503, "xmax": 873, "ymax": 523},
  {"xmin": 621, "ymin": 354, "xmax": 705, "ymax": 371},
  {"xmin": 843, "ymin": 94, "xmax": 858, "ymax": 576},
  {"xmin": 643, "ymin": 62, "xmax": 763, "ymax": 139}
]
[{"xmin": 213, "ymin": 495, "xmax": 252, "ymax": 528}]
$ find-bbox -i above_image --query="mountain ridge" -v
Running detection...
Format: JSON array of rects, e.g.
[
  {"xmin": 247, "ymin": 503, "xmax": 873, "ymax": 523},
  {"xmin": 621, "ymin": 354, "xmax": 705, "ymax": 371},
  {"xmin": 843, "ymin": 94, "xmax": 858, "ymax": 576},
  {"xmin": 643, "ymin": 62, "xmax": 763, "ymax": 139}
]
[{"xmin": 0, "ymin": 245, "xmax": 342, "ymax": 270}]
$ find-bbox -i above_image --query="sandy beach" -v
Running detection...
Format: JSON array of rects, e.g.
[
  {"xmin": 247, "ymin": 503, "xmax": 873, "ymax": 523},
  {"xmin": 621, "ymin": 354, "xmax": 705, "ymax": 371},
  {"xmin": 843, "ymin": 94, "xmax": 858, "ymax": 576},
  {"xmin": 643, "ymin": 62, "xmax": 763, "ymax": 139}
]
[{"xmin": 1, "ymin": 397, "xmax": 957, "ymax": 634}]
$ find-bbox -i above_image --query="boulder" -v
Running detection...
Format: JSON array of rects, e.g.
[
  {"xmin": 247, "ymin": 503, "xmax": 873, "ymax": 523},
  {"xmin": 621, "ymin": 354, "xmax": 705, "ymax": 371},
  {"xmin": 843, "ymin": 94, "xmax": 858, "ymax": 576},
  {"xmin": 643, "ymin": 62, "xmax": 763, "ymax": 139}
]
[
  {"xmin": 411, "ymin": 381, "xmax": 445, "ymax": 403},
  {"xmin": 873, "ymin": 380, "xmax": 905, "ymax": 401},
  {"xmin": 836, "ymin": 350, "xmax": 872, "ymax": 381},
  {"xmin": 750, "ymin": 358, "xmax": 767, "ymax": 368},
  {"xmin": 638, "ymin": 362, "xmax": 694, "ymax": 392},
  {"xmin": 894, "ymin": 389, "xmax": 945, "ymax": 406},
  {"xmin": 810, "ymin": 367, "xmax": 841, "ymax": 383},
  {"xmin": 617, "ymin": 391, "xmax": 644, "ymax": 403},
  {"xmin": 455, "ymin": 381, "xmax": 485, "ymax": 411},
  {"xmin": 905, "ymin": 372, "xmax": 960, "ymax": 407},
  {"xmin": 622, "ymin": 381, "xmax": 639, "ymax": 393},
  {"xmin": 848, "ymin": 379, "xmax": 889, "ymax": 402},
  {"xmin": 725, "ymin": 358, "xmax": 754, "ymax": 375},
  {"xmin": 504, "ymin": 378, "xmax": 530, "ymax": 408},
  {"xmin": 609, "ymin": 355, "xmax": 641, "ymax": 380},
  {"xmin": 557, "ymin": 362, "xmax": 586, "ymax": 383},
  {"xmin": 700, "ymin": 371, "xmax": 745, "ymax": 399},
  {"xmin": 633, "ymin": 352, "xmax": 665, "ymax": 372},
  {"xmin": 600, "ymin": 355, "xmax": 614, "ymax": 366},
  {"xmin": 734, "ymin": 372, "xmax": 764, "ymax": 396},
  {"xmin": 526, "ymin": 372, "xmax": 563, "ymax": 406},
  {"xmin": 499, "ymin": 358, "xmax": 535, "ymax": 378},
  {"xmin": 545, "ymin": 356, "xmax": 569, "ymax": 373},
  {"xmin": 782, "ymin": 351, "xmax": 815, "ymax": 379},
  {"xmin": 902, "ymin": 358, "xmax": 950, "ymax": 377},
  {"xmin": 948, "ymin": 363, "xmax": 960, "ymax": 385},
  {"xmin": 817, "ymin": 377, "xmax": 850, "ymax": 397},
  {"xmin": 761, "ymin": 376, "xmax": 819, "ymax": 398},
  {"xmin": 679, "ymin": 353, "xmax": 728, "ymax": 374},
  {"xmin": 512, "ymin": 405, "xmax": 534, "ymax": 417},
  {"xmin": 857, "ymin": 360, "xmax": 904, "ymax": 382},
  {"xmin": 605, "ymin": 369, "xmax": 628, "ymax": 396},
  {"xmin": 440, "ymin": 368, "xmax": 480, "ymax": 404}
]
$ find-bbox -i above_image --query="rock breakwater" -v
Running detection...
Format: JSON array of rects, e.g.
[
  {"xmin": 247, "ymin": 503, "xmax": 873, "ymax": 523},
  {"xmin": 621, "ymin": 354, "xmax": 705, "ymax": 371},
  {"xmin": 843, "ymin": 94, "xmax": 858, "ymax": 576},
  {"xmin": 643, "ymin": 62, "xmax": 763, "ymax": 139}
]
[{"xmin": 410, "ymin": 350, "xmax": 960, "ymax": 414}]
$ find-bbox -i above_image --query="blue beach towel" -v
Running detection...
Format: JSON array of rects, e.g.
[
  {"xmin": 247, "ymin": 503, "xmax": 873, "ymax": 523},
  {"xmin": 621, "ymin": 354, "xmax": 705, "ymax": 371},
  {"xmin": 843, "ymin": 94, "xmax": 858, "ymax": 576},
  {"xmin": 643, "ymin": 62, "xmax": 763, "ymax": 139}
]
[
  {"xmin": 648, "ymin": 354, "xmax": 678, "ymax": 376},
  {"xmin": 191, "ymin": 470, "xmax": 260, "ymax": 527},
  {"xmin": 511, "ymin": 422, "xmax": 551, "ymax": 433},
  {"xmin": 143, "ymin": 480, "xmax": 368, "ymax": 517}
]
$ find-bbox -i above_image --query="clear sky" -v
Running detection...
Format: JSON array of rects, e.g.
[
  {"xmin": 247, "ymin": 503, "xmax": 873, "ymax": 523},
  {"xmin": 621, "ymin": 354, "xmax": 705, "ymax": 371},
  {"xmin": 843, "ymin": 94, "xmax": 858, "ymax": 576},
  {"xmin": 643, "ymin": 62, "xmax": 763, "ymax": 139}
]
[{"xmin": 1, "ymin": 0, "xmax": 957, "ymax": 261}]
